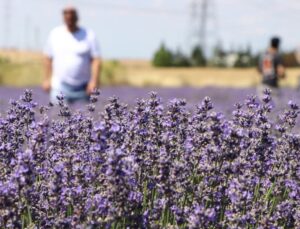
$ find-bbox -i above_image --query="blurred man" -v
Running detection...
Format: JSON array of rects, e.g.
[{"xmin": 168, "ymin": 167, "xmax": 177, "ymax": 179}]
[
  {"xmin": 258, "ymin": 37, "xmax": 285, "ymax": 103},
  {"xmin": 43, "ymin": 6, "xmax": 101, "ymax": 103}
]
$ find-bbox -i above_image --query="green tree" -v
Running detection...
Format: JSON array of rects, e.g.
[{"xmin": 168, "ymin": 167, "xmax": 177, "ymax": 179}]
[
  {"xmin": 172, "ymin": 49, "xmax": 190, "ymax": 67},
  {"xmin": 282, "ymin": 51, "xmax": 298, "ymax": 67},
  {"xmin": 190, "ymin": 45, "xmax": 206, "ymax": 67},
  {"xmin": 233, "ymin": 45, "xmax": 256, "ymax": 68},
  {"xmin": 210, "ymin": 42, "xmax": 226, "ymax": 67},
  {"xmin": 152, "ymin": 43, "xmax": 173, "ymax": 67}
]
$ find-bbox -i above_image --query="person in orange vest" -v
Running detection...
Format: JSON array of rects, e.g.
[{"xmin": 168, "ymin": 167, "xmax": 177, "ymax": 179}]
[{"xmin": 258, "ymin": 37, "xmax": 285, "ymax": 104}]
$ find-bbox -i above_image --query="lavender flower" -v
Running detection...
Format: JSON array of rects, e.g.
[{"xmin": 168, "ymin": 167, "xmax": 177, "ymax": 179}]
[{"xmin": 0, "ymin": 89, "xmax": 299, "ymax": 228}]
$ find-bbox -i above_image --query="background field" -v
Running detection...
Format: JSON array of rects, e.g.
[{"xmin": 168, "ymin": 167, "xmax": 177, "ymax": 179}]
[{"xmin": 1, "ymin": 49, "xmax": 300, "ymax": 88}]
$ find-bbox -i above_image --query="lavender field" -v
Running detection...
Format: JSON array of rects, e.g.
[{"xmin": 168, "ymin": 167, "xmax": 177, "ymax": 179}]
[
  {"xmin": 1, "ymin": 86, "xmax": 300, "ymax": 113},
  {"xmin": 0, "ymin": 87, "xmax": 300, "ymax": 228}
]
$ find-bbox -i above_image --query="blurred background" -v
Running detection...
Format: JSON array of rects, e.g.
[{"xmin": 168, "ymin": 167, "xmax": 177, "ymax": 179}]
[{"xmin": 1, "ymin": 0, "xmax": 300, "ymax": 95}]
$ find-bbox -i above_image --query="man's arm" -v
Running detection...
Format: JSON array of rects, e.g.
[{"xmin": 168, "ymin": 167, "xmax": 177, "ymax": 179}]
[
  {"xmin": 277, "ymin": 64, "xmax": 286, "ymax": 79},
  {"xmin": 276, "ymin": 55, "xmax": 285, "ymax": 79},
  {"xmin": 43, "ymin": 56, "xmax": 52, "ymax": 92},
  {"xmin": 86, "ymin": 58, "xmax": 101, "ymax": 94}
]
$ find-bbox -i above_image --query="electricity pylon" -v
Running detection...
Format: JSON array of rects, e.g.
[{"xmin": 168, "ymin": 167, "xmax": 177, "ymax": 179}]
[{"xmin": 190, "ymin": 0, "xmax": 218, "ymax": 55}]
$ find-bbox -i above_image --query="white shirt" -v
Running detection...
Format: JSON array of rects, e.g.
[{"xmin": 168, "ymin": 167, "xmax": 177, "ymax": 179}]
[{"xmin": 44, "ymin": 26, "xmax": 101, "ymax": 88}]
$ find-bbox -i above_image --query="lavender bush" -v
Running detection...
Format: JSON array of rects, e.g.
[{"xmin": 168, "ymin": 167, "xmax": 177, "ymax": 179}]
[{"xmin": 0, "ymin": 89, "xmax": 299, "ymax": 228}]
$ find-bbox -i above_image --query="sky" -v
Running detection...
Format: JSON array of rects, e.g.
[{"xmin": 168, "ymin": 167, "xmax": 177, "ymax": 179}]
[{"xmin": 1, "ymin": 0, "xmax": 300, "ymax": 59}]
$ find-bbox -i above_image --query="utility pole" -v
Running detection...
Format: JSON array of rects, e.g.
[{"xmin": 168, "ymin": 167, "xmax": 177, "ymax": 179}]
[
  {"xmin": 2, "ymin": 0, "xmax": 12, "ymax": 48},
  {"xmin": 190, "ymin": 0, "xmax": 218, "ymax": 56},
  {"xmin": 199, "ymin": 0, "xmax": 208, "ymax": 51},
  {"xmin": 24, "ymin": 15, "xmax": 31, "ymax": 50},
  {"xmin": 34, "ymin": 26, "xmax": 41, "ymax": 51}
]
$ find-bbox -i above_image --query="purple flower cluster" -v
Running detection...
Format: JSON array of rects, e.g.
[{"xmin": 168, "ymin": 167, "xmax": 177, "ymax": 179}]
[{"xmin": 0, "ymin": 89, "xmax": 300, "ymax": 228}]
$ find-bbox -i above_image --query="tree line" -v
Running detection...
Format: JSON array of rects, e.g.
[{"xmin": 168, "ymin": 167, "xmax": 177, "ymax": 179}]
[{"xmin": 152, "ymin": 43, "xmax": 299, "ymax": 68}]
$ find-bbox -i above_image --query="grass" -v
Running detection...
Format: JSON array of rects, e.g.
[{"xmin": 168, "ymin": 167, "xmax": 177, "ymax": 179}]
[
  {"xmin": 0, "ymin": 62, "xmax": 44, "ymax": 86},
  {"xmin": 0, "ymin": 57, "xmax": 125, "ymax": 87},
  {"xmin": 1, "ymin": 50, "xmax": 300, "ymax": 88}
]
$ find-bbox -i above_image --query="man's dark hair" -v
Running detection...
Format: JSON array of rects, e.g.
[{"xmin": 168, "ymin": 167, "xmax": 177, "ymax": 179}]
[{"xmin": 270, "ymin": 37, "xmax": 280, "ymax": 49}]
